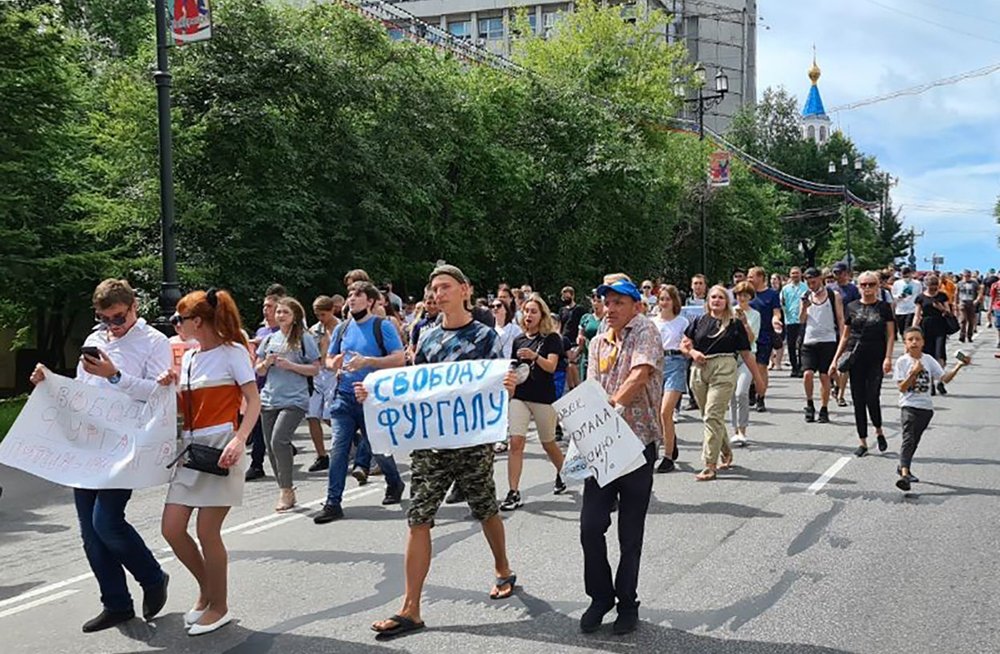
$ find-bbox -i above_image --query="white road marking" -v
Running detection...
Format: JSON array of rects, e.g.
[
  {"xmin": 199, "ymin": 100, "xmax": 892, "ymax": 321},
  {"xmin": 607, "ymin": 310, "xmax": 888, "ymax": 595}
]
[
  {"xmin": 0, "ymin": 590, "xmax": 80, "ymax": 619},
  {"xmin": 0, "ymin": 482, "xmax": 387, "ymax": 618},
  {"xmin": 807, "ymin": 456, "xmax": 852, "ymax": 494}
]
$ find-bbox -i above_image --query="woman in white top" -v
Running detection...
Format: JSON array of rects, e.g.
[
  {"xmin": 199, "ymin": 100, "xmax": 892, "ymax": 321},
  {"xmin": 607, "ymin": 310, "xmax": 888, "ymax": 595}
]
[
  {"xmin": 491, "ymin": 298, "xmax": 521, "ymax": 359},
  {"xmin": 730, "ymin": 282, "xmax": 760, "ymax": 447},
  {"xmin": 158, "ymin": 289, "xmax": 260, "ymax": 636},
  {"xmin": 651, "ymin": 285, "xmax": 689, "ymax": 473}
]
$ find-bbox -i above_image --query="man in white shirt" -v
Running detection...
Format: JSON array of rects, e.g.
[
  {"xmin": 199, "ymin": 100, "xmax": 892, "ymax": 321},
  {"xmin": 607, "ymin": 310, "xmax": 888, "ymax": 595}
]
[
  {"xmin": 891, "ymin": 266, "xmax": 922, "ymax": 338},
  {"xmin": 29, "ymin": 279, "xmax": 172, "ymax": 632}
]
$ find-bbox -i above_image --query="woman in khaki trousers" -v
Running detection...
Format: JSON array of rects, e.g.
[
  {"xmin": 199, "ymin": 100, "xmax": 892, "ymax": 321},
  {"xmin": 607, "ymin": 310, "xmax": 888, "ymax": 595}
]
[{"xmin": 681, "ymin": 286, "xmax": 764, "ymax": 480}]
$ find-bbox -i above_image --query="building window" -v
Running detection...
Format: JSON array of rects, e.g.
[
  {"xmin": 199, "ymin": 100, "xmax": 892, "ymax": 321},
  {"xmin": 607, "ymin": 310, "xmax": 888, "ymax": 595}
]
[
  {"xmin": 543, "ymin": 11, "xmax": 561, "ymax": 37},
  {"xmin": 479, "ymin": 17, "xmax": 504, "ymax": 41},
  {"xmin": 807, "ymin": 125, "xmax": 816, "ymax": 140},
  {"xmin": 819, "ymin": 126, "xmax": 827, "ymax": 142},
  {"xmin": 449, "ymin": 20, "xmax": 472, "ymax": 40}
]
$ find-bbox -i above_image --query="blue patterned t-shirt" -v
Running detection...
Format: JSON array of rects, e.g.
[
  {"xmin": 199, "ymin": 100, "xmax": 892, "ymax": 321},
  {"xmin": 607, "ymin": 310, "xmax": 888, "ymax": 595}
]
[{"xmin": 415, "ymin": 320, "xmax": 501, "ymax": 364}]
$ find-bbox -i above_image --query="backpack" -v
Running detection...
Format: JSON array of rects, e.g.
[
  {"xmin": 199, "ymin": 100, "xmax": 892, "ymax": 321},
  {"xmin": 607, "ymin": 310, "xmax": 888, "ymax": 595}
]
[
  {"xmin": 262, "ymin": 332, "xmax": 317, "ymax": 396},
  {"xmin": 330, "ymin": 316, "xmax": 388, "ymax": 359}
]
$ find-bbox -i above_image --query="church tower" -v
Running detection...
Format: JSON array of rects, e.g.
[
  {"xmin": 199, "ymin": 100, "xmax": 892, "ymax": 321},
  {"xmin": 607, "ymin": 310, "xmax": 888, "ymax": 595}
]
[{"xmin": 801, "ymin": 52, "xmax": 831, "ymax": 145}]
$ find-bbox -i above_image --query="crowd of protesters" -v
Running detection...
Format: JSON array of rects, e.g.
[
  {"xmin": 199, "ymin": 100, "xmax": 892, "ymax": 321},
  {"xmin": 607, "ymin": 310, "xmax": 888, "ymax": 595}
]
[{"xmin": 25, "ymin": 261, "xmax": 995, "ymax": 639}]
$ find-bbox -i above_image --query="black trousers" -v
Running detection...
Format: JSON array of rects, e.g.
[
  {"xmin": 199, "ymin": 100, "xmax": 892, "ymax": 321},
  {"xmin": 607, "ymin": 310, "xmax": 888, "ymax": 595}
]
[
  {"xmin": 849, "ymin": 351, "xmax": 884, "ymax": 440},
  {"xmin": 900, "ymin": 407, "xmax": 933, "ymax": 469},
  {"xmin": 580, "ymin": 443, "xmax": 655, "ymax": 610},
  {"xmin": 894, "ymin": 313, "xmax": 914, "ymax": 339},
  {"xmin": 785, "ymin": 323, "xmax": 802, "ymax": 372}
]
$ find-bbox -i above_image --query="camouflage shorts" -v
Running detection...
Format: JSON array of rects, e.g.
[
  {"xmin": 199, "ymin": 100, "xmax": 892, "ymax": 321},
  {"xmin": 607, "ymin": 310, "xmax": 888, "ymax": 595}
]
[{"xmin": 407, "ymin": 444, "xmax": 498, "ymax": 528}]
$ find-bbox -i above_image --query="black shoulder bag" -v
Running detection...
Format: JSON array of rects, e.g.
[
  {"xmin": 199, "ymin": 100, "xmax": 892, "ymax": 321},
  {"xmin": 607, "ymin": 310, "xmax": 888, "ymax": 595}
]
[{"xmin": 165, "ymin": 352, "xmax": 229, "ymax": 477}]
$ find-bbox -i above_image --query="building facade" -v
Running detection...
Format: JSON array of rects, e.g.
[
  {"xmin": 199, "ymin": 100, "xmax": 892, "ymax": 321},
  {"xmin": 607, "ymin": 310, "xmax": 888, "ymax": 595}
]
[{"xmin": 387, "ymin": 0, "xmax": 757, "ymax": 133}]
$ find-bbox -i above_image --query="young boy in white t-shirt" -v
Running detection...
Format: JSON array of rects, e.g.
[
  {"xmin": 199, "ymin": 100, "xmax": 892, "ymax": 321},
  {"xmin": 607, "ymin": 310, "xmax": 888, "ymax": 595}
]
[{"xmin": 893, "ymin": 327, "xmax": 969, "ymax": 491}]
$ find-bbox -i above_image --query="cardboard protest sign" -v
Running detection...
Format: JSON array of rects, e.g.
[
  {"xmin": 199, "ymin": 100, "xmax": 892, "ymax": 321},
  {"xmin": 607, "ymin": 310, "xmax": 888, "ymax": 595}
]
[
  {"xmin": 556, "ymin": 380, "xmax": 646, "ymax": 487},
  {"xmin": 362, "ymin": 359, "xmax": 509, "ymax": 456},
  {"xmin": 0, "ymin": 373, "xmax": 176, "ymax": 489}
]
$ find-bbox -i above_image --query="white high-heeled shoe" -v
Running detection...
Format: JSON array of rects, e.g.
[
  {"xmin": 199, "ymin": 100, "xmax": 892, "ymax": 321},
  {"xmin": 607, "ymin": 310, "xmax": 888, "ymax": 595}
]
[
  {"xmin": 184, "ymin": 607, "xmax": 206, "ymax": 627},
  {"xmin": 187, "ymin": 612, "xmax": 231, "ymax": 636}
]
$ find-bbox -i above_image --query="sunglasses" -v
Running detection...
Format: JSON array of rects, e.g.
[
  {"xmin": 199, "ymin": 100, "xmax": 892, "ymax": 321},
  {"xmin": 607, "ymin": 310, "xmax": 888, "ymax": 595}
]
[
  {"xmin": 170, "ymin": 314, "xmax": 195, "ymax": 326},
  {"xmin": 859, "ymin": 282, "xmax": 877, "ymax": 288},
  {"xmin": 95, "ymin": 312, "xmax": 129, "ymax": 327},
  {"xmin": 642, "ymin": 286, "xmax": 652, "ymax": 290},
  {"xmin": 490, "ymin": 303, "xmax": 503, "ymax": 309}
]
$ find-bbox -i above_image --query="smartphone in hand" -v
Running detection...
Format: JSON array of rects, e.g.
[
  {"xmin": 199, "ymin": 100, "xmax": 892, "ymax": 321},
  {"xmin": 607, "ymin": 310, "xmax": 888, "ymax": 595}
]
[{"xmin": 81, "ymin": 346, "xmax": 102, "ymax": 360}]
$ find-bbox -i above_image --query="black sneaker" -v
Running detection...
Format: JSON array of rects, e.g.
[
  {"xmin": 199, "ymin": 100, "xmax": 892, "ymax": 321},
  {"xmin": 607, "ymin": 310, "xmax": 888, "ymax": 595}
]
[
  {"xmin": 671, "ymin": 442, "xmax": 679, "ymax": 461},
  {"xmin": 937, "ymin": 382, "xmax": 948, "ymax": 396},
  {"xmin": 817, "ymin": 407, "xmax": 830, "ymax": 423},
  {"xmin": 876, "ymin": 434, "xmax": 888, "ymax": 453},
  {"xmin": 82, "ymin": 608, "xmax": 135, "ymax": 633},
  {"xmin": 313, "ymin": 504, "xmax": 344, "ymax": 524},
  {"xmin": 554, "ymin": 475, "xmax": 567, "ymax": 495},
  {"xmin": 895, "ymin": 475, "xmax": 911, "ymax": 492},
  {"xmin": 245, "ymin": 467, "xmax": 265, "ymax": 481},
  {"xmin": 445, "ymin": 485, "xmax": 464, "ymax": 504},
  {"xmin": 656, "ymin": 457, "xmax": 675, "ymax": 473},
  {"xmin": 579, "ymin": 600, "xmax": 615, "ymax": 633},
  {"xmin": 896, "ymin": 466, "xmax": 920, "ymax": 483},
  {"xmin": 499, "ymin": 490, "xmax": 523, "ymax": 511},
  {"xmin": 613, "ymin": 604, "xmax": 640, "ymax": 636},
  {"xmin": 308, "ymin": 455, "xmax": 330, "ymax": 472},
  {"xmin": 804, "ymin": 404, "xmax": 816, "ymax": 423},
  {"xmin": 382, "ymin": 483, "xmax": 405, "ymax": 505},
  {"xmin": 685, "ymin": 400, "xmax": 699, "ymax": 411},
  {"xmin": 351, "ymin": 466, "xmax": 369, "ymax": 486},
  {"xmin": 755, "ymin": 397, "xmax": 767, "ymax": 413},
  {"xmin": 854, "ymin": 445, "xmax": 868, "ymax": 458},
  {"xmin": 142, "ymin": 572, "xmax": 168, "ymax": 621}
]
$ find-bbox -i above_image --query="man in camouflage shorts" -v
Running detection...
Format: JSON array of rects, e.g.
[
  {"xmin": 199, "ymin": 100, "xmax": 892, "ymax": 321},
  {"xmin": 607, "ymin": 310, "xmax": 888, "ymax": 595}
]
[{"xmin": 365, "ymin": 264, "xmax": 517, "ymax": 641}]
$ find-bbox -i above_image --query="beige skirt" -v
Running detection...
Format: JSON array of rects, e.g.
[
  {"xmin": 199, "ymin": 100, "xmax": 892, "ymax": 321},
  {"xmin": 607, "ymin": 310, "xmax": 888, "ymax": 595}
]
[{"xmin": 165, "ymin": 429, "xmax": 247, "ymax": 508}]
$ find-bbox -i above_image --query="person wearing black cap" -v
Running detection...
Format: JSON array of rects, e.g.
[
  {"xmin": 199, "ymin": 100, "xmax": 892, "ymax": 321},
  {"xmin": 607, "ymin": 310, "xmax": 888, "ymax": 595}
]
[{"xmin": 579, "ymin": 277, "xmax": 663, "ymax": 636}]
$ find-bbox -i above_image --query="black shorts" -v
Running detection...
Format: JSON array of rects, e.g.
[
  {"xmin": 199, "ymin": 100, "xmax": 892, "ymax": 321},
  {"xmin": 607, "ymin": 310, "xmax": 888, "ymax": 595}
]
[
  {"xmin": 801, "ymin": 342, "xmax": 837, "ymax": 373},
  {"xmin": 755, "ymin": 342, "xmax": 774, "ymax": 364}
]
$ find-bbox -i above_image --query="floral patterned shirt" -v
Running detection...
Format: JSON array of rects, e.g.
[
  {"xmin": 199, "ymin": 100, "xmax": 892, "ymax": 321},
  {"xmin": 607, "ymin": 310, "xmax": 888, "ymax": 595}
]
[{"xmin": 587, "ymin": 313, "xmax": 664, "ymax": 446}]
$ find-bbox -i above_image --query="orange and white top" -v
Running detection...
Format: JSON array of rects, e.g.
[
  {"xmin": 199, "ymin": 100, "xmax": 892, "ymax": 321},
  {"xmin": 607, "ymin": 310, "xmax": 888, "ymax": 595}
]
[{"xmin": 179, "ymin": 344, "xmax": 255, "ymax": 437}]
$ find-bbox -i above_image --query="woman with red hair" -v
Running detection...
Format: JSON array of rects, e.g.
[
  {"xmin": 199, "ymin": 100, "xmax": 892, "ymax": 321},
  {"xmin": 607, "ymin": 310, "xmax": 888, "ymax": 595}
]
[{"xmin": 158, "ymin": 288, "xmax": 260, "ymax": 636}]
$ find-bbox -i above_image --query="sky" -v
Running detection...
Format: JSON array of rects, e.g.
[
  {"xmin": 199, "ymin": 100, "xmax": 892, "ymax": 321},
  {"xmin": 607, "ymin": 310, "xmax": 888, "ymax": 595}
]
[{"xmin": 756, "ymin": 0, "xmax": 1000, "ymax": 273}]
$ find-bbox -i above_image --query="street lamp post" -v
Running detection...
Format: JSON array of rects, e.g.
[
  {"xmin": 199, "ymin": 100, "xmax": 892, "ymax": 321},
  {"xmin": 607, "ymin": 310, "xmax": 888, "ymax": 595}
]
[
  {"xmin": 828, "ymin": 155, "xmax": 863, "ymax": 274},
  {"xmin": 677, "ymin": 64, "xmax": 728, "ymax": 276},
  {"xmin": 153, "ymin": 0, "xmax": 181, "ymax": 331}
]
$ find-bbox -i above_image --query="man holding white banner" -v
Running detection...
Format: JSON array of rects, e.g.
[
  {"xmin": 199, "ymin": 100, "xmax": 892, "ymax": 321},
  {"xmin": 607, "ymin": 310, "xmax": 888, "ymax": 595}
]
[
  {"xmin": 578, "ymin": 278, "xmax": 663, "ymax": 636},
  {"xmin": 24, "ymin": 279, "xmax": 172, "ymax": 632},
  {"xmin": 362, "ymin": 264, "xmax": 517, "ymax": 641}
]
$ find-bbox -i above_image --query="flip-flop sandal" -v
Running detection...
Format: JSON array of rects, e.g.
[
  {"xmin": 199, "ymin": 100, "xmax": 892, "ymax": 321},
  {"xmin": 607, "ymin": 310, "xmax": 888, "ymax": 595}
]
[
  {"xmin": 719, "ymin": 453, "xmax": 733, "ymax": 470},
  {"xmin": 490, "ymin": 574, "xmax": 517, "ymax": 600},
  {"xmin": 372, "ymin": 614, "xmax": 425, "ymax": 641},
  {"xmin": 695, "ymin": 468, "xmax": 717, "ymax": 481}
]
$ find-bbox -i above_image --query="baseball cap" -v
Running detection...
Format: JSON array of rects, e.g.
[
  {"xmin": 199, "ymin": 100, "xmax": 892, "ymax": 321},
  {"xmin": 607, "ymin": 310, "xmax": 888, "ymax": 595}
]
[
  {"xmin": 804, "ymin": 267, "xmax": 822, "ymax": 279},
  {"xmin": 596, "ymin": 279, "xmax": 642, "ymax": 301},
  {"xmin": 429, "ymin": 263, "xmax": 469, "ymax": 285},
  {"xmin": 831, "ymin": 261, "xmax": 848, "ymax": 274}
]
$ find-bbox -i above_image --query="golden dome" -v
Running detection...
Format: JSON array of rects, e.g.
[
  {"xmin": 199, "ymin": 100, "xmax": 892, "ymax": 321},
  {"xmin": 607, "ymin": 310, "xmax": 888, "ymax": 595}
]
[{"xmin": 808, "ymin": 53, "xmax": 821, "ymax": 85}]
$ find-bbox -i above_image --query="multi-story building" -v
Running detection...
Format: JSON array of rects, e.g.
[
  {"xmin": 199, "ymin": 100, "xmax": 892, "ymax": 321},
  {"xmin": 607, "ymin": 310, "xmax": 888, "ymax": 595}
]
[{"xmin": 385, "ymin": 0, "xmax": 756, "ymax": 132}]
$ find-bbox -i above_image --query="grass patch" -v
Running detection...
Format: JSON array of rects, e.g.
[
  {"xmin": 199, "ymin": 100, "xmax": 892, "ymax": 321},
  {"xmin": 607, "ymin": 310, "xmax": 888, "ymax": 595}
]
[{"xmin": 0, "ymin": 396, "xmax": 27, "ymax": 443}]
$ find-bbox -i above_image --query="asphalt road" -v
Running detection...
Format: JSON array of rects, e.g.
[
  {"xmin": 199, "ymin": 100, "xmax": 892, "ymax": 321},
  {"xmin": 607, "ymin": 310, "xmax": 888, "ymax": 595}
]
[{"xmin": 2, "ymin": 336, "xmax": 999, "ymax": 654}]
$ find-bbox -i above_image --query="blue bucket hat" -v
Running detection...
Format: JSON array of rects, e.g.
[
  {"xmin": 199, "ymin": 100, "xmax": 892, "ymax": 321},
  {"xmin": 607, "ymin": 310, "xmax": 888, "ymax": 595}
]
[{"xmin": 596, "ymin": 279, "xmax": 642, "ymax": 301}]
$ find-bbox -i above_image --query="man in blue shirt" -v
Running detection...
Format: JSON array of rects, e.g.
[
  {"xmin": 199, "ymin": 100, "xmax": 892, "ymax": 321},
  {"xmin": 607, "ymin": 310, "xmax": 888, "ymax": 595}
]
[
  {"xmin": 749, "ymin": 266, "xmax": 783, "ymax": 412},
  {"xmin": 314, "ymin": 281, "xmax": 407, "ymax": 523},
  {"xmin": 828, "ymin": 261, "xmax": 860, "ymax": 305},
  {"xmin": 780, "ymin": 267, "xmax": 809, "ymax": 378}
]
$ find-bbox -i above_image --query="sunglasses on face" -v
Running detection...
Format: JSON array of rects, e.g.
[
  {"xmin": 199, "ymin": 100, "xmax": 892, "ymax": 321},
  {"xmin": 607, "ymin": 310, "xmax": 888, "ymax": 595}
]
[
  {"xmin": 490, "ymin": 303, "xmax": 503, "ymax": 309},
  {"xmin": 95, "ymin": 311, "xmax": 129, "ymax": 326},
  {"xmin": 859, "ymin": 282, "xmax": 877, "ymax": 287},
  {"xmin": 169, "ymin": 314, "xmax": 195, "ymax": 326}
]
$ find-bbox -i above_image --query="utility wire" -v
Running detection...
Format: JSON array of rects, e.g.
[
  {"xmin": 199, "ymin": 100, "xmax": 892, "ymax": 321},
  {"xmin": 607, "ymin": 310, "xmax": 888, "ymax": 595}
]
[
  {"xmin": 828, "ymin": 61, "xmax": 1000, "ymax": 113},
  {"xmin": 862, "ymin": 0, "xmax": 1000, "ymax": 47}
]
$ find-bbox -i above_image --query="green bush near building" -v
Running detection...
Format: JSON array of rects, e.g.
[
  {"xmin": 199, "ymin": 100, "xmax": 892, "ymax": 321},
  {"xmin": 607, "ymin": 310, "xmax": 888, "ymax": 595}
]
[{"xmin": 0, "ymin": 396, "xmax": 26, "ymax": 443}]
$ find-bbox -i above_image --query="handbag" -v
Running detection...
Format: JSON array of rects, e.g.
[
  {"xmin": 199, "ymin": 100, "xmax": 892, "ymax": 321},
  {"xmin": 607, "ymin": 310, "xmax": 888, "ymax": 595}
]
[
  {"xmin": 164, "ymin": 353, "xmax": 230, "ymax": 477},
  {"xmin": 943, "ymin": 312, "xmax": 960, "ymax": 335},
  {"xmin": 836, "ymin": 341, "xmax": 860, "ymax": 373}
]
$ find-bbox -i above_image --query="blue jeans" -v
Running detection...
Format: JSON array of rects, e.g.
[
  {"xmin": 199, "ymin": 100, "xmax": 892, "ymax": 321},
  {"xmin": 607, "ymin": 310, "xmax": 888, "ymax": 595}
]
[
  {"xmin": 325, "ymin": 391, "xmax": 403, "ymax": 507},
  {"xmin": 74, "ymin": 488, "xmax": 164, "ymax": 612}
]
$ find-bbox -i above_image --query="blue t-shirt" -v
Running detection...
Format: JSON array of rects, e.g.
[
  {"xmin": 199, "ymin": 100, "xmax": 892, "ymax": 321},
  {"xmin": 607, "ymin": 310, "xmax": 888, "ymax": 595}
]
[
  {"xmin": 415, "ymin": 320, "xmax": 501, "ymax": 364},
  {"xmin": 329, "ymin": 317, "xmax": 404, "ymax": 392},
  {"xmin": 750, "ymin": 287, "xmax": 781, "ymax": 345},
  {"xmin": 256, "ymin": 330, "xmax": 321, "ymax": 411},
  {"xmin": 780, "ymin": 282, "xmax": 809, "ymax": 325},
  {"xmin": 828, "ymin": 281, "xmax": 860, "ymax": 305}
]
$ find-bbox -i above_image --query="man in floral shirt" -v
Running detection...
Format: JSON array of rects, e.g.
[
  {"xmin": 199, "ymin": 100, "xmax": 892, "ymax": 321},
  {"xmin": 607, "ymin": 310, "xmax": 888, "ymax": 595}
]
[{"xmin": 580, "ymin": 278, "xmax": 663, "ymax": 636}]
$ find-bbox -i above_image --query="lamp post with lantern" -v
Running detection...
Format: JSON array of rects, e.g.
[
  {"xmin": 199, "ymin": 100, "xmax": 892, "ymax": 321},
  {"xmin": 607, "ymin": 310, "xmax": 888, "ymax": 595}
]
[{"xmin": 828, "ymin": 154, "xmax": 863, "ymax": 274}]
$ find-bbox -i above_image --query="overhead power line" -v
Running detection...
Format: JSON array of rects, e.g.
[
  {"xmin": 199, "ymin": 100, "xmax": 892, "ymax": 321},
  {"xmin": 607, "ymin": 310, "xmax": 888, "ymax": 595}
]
[
  {"xmin": 828, "ymin": 61, "xmax": 1000, "ymax": 113},
  {"xmin": 862, "ymin": 0, "xmax": 1000, "ymax": 47}
]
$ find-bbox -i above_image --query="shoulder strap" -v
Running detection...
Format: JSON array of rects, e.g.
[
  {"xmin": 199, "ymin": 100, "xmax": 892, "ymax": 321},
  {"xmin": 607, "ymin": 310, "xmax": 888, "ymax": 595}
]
[
  {"xmin": 373, "ymin": 317, "xmax": 388, "ymax": 357},
  {"xmin": 330, "ymin": 320, "xmax": 348, "ymax": 355}
]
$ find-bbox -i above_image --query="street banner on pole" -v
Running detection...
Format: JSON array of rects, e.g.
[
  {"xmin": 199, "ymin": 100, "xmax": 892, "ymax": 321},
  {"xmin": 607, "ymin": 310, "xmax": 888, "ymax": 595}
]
[
  {"xmin": 171, "ymin": 0, "xmax": 213, "ymax": 46},
  {"xmin": 362, "ymin": 360, "xmax": 509, "ymax": 456},
  {"xmin": 556, "ymin": 380, "xmax": 646, "ymax": 487},
  {"xmin": 0, "ymin": 374, "xmax": 176, "ymax": 489},
  {"xmin": 709, "ymin": 150, "xmax": 731, "ymax": 187}
]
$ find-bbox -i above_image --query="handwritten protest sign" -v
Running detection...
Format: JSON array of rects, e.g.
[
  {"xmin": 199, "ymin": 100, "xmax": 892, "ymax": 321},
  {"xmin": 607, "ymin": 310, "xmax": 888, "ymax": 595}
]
[
  {"xmin": 362, "ymin": 359, "xmax": 509, "ymax": 456},
  {"xmin": 0, "ymin": 373, "xmax": 176, "ymax": 489},
  {"xmin": 556, "ymin": 380, "xmax": 646, "ymax": 487}
]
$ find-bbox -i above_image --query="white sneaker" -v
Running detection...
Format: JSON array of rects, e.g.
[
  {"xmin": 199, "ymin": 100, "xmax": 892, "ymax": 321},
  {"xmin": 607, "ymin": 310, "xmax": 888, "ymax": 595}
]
[{"xmin": 732, "ymin": 433, "xmax": 748, "ymax": 447}]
